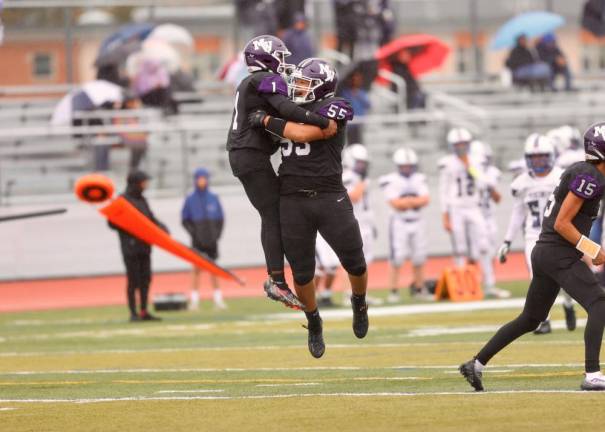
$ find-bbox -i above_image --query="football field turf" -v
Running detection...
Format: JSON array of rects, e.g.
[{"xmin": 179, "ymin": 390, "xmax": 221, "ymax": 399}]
[{"xmin": 1, "ymin": 281, "xmax": 604, "ymax": 431}]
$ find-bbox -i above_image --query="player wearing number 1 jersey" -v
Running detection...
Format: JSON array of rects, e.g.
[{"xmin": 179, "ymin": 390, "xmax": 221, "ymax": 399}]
[
  {"xmin": 461, "ymin": 122, "xmax": 605, "ymax": 392},
  {"xmin": 254, "ymin": 58, "xmax": 368, "ymax": 359},
  {"xmin": 226, "ymin": 35, "xmax": 336, "ymax": 310},
  {"xmin": 498, "ymin": 134, "xmax": 576, "ymax": 334}
]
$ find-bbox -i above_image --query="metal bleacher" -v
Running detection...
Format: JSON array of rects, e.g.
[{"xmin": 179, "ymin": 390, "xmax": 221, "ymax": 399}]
[{"xmin": 2, "ymin": 79, "xmax": 605, "ymax": 204}]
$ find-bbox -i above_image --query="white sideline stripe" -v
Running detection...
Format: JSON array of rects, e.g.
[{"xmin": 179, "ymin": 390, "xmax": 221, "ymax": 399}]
[
  {"xmin": 0, "ymin": 407, "xmax": 17, "ymax": 411},
  {"xmin": 155, "ymin": 390, "xmax": 224, "ymax": 394},
  {"xmin": 0, "ymin": 390, "xmax": 601, "ymax": 404},
  {"xmin": 408, "ymin": 318, "xmax": 587, "ymax": 337},
  {"xmin": 256, "ymin": 383, "xmax": 322, "ymax": 387},
  {"xmin": 0, "ymin": 339, "xmax": 584, "ymax": 358},
  {"xmin": 0, "ymin": 363, "xmax": 586, "ymax": 376},
  {"xmin": 268, "ymin": 297, "xmax": 566, "ymax": 321}
]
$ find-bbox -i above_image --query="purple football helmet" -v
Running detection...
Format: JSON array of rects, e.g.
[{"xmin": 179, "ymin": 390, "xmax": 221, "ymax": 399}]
[
  {"xmin": 244, "ymin": 35, "xmax": 293, "ymax": 75},
  {"xmin": 584, "ymin": 122, "xmax": 605, "ymax": 162},
  {"xmin": 289, "ymin": 58, "xmax": 338, "ymax": 105}
]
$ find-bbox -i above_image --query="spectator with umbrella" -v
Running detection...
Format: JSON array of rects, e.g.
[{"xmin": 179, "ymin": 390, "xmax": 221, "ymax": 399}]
[
  {"xmin": 536, "ymin": 33, "xmax": 574, "ymax": 91},
  {"xmin": 505, "ymin": 34, "xmax": 551, "ymax": 91},
  {"xmin": 339, "ymin": 71, "xmax": 371, "ymax": 145},
  {"xmin": 51, "ymin": 80, "xmax": 124, "ymax": 171},
  {"xmin": 582, "ymin": 0, "xmax": 605, "ymax": 37}
]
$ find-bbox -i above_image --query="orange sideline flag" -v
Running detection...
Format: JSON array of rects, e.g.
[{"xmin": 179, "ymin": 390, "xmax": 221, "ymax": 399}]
[
  {"xmin": 434, "ymin": 265, "xmax": 483, "ymax": 302},
  {"xmin": 100, "ymin": 196, "xmax": 243, "ymax": 285}
]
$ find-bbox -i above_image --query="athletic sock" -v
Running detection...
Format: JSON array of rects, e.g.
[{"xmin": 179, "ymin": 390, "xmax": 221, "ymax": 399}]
[
  {"xmin": 474, "ymin": 358, "xmax": 485, "ymax": 372},
  {"xmin": 351, "ymin": 293, "xmax": 366, "ymax": 309},
  {"xmin": 305, "ymin": 309, "xmax": 321, "ymax": 331},
  {"xmin": 271, "ymin": 272, "xmax": 286, "ymax": 285}
]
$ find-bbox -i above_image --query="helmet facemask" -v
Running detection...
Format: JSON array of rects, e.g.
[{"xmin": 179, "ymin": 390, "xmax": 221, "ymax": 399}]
[
  {"xmin": 398, "ymin": 164, "xmax": 417, "ymax": 177},
  {"xmin": 525, "ymin": 153, "xmax": 553, "ymax": 175},
  {"xmin": 288, "ymin": 69, "xmax": 322, "ymax": 105}
]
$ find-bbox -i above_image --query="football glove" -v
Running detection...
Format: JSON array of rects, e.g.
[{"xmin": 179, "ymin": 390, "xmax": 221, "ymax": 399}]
[
  {"xmin": 497, "ymin": 241, "xmax": 511, "ymax": 263},
  {"xmin": 248, "ymin": 110, "xmax": 268, "ymax": 129}
]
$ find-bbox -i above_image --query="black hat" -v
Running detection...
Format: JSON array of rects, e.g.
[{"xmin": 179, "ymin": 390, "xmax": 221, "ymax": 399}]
[{"xmin": 127, "ymin": 170, "xmax": 151, "ymax": 185}]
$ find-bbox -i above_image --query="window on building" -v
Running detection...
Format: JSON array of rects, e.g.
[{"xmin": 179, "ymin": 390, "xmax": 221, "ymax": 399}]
[{"xmin": 32, "ymin": 53, "xmax": 53, "ymax": 79}]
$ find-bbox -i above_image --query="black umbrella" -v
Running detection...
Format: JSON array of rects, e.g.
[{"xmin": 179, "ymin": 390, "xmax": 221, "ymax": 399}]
[{"xmin": 582, "ymin": 0, "xmax": 605, "ymax": 37}]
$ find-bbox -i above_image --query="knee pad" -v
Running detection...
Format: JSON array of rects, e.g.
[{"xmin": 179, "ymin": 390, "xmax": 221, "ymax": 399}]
[
  {"xmin": 294, "ymin": 270, "xmax": 315, "ymax": 286},
  {"xmin": 341, "ymin": 248, "xmax": 367, "ymax": 277}
]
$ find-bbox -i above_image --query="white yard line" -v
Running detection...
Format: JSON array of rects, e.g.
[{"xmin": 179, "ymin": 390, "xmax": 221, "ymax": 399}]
[
  {"xmin": 408, "ymin": 319, "xmax": 586, "ymax": 337},
  {"xmin": 256, "ymin": 383, "xmax": 322, "ymax": 387},
  {"xmin": 0, "ymin": 389, "xmax": 601, "ymax": 404},
  {"xmin": 0, "ymin": 363, "xmax": 587, "ymax": 376},
  {"xmin": 0, "ymin": 407, "xmax": 17, "ymax": 411},
  {"xmin": 155, "ymin": 390, "xmax": 225, "ymax": 394}
]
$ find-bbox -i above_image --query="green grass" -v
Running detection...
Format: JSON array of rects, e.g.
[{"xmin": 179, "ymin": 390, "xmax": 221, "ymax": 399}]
[{"xmin": 1, "ymin": 281, "xmax": 604, "ymax": 432}]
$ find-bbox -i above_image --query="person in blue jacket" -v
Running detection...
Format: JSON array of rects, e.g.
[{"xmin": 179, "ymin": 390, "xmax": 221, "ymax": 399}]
[{"xmin": 182, "ymin": 168, "xmax": 226, "ymax": 310}]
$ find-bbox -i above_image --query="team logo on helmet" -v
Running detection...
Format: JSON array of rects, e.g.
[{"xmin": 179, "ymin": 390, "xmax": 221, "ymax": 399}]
[
  {"xmin": 319, "ymin": 63, "xmax": 335, "ymax": 83},
  {"xmin": 252, "ymin": 38, "xmax": 273, "ymax": 54},
  {"xmin": 594, "ymin": 125, "xmax": 605, "ymax": 140}
]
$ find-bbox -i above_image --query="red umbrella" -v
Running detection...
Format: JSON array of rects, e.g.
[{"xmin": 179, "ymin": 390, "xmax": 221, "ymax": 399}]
[{"xmin": 375, "ymin": 34, "xmax": 450, "ymax": 77}]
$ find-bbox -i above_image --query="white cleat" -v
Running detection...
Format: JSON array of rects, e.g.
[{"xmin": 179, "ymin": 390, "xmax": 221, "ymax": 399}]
[
  {"xmin": 387, "ymin": 290, "xmax": 401, "ymax": 304},
  {"xmin": 365, "ymin": 295, "xmax": 384, "ymax": 306},
  {"xmin": 581, "ymin": 373, "xmax": 605, "ymax": 391},
  {"xmin": 484, "ymin": 287, "xmax": 512, "ymax": 299}
]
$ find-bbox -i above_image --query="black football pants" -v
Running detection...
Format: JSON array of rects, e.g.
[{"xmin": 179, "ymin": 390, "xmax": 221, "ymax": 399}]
[
  {"xmin": 123, "ymin": 253, "xmax": 151, "ymax": 316},
  {"xmin": 477, "ymin": 245, "xmax": 605, "ymax": 372},
  {"xmin": 237, "ymin": 167, "xmax": 284, "ymax": 275},
  {"xmin": 280, "ymin": 192, "xmax": 366, "ymax": 286}
]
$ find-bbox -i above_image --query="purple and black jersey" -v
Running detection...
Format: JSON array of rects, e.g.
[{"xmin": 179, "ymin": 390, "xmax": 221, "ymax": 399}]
[
  {"xmin": 226, "ymin": 71, "xmax": 330, "ymax": 174},
  {"xmin": 538, "ymin": 161, "xmax": 605, "ymax": 253},
  {"xmin": 279, "ymin": 96, "xmax": 354, "ymax": 195}
]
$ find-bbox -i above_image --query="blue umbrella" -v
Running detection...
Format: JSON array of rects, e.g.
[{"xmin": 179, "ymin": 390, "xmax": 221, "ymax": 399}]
[
  {"xmin": 490, "ymin": 11, "xmax": 565, "ymax": 50},
  {"xmin": 96, "ymin": 23, "xmax": 155, "ymax": 66}
]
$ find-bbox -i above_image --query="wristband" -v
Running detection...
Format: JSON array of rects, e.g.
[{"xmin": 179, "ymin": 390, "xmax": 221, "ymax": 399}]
[
  {"xmin": 265, "ymin": 116, "xmax": 287, "ymax": 137},
  {"xmin": 576, "ymin": 235, "xmax": 601, "ymax": 259}
]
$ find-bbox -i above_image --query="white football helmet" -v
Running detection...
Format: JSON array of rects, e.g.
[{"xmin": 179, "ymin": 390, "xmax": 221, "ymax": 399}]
[
  {"xmin": 343, "ymin": 143, "xmax": 369, "ymax": 175},
  {"xmin": 524, "ymin": 133, "xmax": 554, "ymax": 175},
  {"xmin": 447, "ymin": 127, "xmax": 473, "ymax": 156},
  {"xmin": 393, "ymin": 147, "xmax": 418, "ymax": 165}
]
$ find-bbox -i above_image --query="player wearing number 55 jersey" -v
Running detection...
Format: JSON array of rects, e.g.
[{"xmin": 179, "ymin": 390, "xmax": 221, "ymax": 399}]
[
  {"xmin": 253, "ymin": 58, "xmax": 368, "ymax": 359},
  {"xmin": 461, "ymin": 122, "xmax": 605, "ymax": 392},
  {"xmin": 226, "ymin": 35, "xmax": 336, "ymax": 310},
  {"xmin": 498, "ymin": 134, "xmax": 576, "ymax": 335}
]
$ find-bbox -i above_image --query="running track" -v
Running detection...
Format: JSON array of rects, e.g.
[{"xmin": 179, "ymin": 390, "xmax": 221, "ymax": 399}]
[{"xmin": 0, "ymin": 253, "xmax": 528, "ymax": 312}]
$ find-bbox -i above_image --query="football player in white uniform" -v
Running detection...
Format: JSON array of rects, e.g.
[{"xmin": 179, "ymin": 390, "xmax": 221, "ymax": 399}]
[
  {"xmin": 314, "ymin": 233, "xmax": 341, "ymax": 307},
  {"xmin": 471, "ymin": 140, "xmax": 502, "ymax": 264},
  {"xmin": 439, "ymin": 128, "xmax": 510, "ymax": 298},
  {"xmin": 498, "ymin": 133, "xmax": 576, "ymax": 334},
  {"xmin": 338, "ymin": 144, "xmax": 382, "ymax": 306},
  {"xmin": 379, "ymin": 148, "xmax": 430, "ymax": 303},
  {"xmin": 550, "ymin": 125, "xmax": 584, "ymax": 169}
]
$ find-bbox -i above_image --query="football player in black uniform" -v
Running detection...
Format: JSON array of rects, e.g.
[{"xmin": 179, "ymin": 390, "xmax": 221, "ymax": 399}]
[
  {"xmin": 250, "ymin": 58, "xmax": 369, "ymax": 358},
  {"xmin": 460, "ymin": 122, "xmax": 605, "ymax": 391},
  {"xmin": 226, "ymin": 36, "xmax": 337, "ymax": 310}
]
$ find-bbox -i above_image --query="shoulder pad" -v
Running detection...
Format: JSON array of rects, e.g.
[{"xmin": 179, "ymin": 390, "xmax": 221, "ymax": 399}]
[
  {"xmin": 437, "ymin": 156, "xmax": 450, "ymax": 169},
  {"xmin": 509, "ymin": 173, "xmax": 527, "ymax": 197},
  {"xmin": 316, "ymin": 98, "xmax": 354, "ymax": 121},
  {"xmin": 257, "ymin": 74, "xmax": 288, "ymax": 96},
  {"xmin": 569, "ymin": 172, "xmax": 603, "ymax": 200}
]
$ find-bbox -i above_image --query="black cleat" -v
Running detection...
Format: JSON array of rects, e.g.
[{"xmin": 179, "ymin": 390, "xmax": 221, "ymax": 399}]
[
  {"xmin": 351, "ymin": 296, "xmax": 369, "ymax": 339},
  {"xmin": 140, "ymin": 311, "xmax": 162, "ymax": 321},
  {"xmin": 533, "ymin": 320, "xmax": 551, "ymax": 335},
  {"xmin": 303, "ymin": 318, "xmax": 325, "ymax": 359},
  {"xmin": 129, "ymin": 314, "xmax": 141, "ymax": 322},
  {"xmin": 564, "ymin": 304, "xmax": 576, "ymax": 331},
  {"xmin": 263, "ymin": 279, "xmax": 305, "ymax": 310},
  {"xmin": 459, "ymin": 358, "xmax": 484, "ymax": 392}
]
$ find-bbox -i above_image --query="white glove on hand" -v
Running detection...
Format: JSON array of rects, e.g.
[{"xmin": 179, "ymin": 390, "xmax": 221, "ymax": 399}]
[{"xmin": 498, "ymin": 241, "xmax": 511, "ymax": 263}]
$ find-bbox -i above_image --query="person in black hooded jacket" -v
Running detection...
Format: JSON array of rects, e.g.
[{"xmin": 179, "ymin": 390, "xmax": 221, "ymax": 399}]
[{"xmin": 109, "ymin": 170, "xmax": 168, "ymax": 322}]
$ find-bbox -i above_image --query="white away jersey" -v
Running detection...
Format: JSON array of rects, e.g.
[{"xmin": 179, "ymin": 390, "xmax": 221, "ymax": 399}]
[
  {"xmin": 479, "ymin": 165, "xmax": 502, "ymax": 218},
  {"xmin": 342, "ymin": 168, "xmax": 373, "ymax": 226},
  {"xmin": 556, "ymin": 149, "xmax": 584, "ymax": 170},
  {"xmin": 508, "ymin": 166, "xmax": 563, "ymax": 241},
  {"xmin": 379, "ymin": 171, "xmax": 429, "ymax": 221},
  {"xmin": 438, "ymin": 154, "xmax": 485, "ymax": 212}
]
